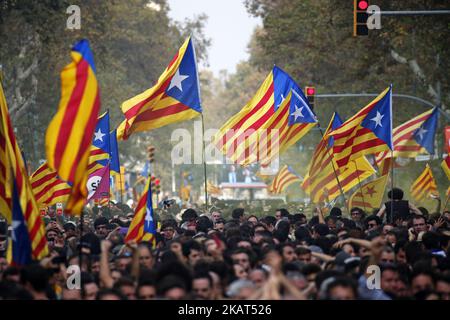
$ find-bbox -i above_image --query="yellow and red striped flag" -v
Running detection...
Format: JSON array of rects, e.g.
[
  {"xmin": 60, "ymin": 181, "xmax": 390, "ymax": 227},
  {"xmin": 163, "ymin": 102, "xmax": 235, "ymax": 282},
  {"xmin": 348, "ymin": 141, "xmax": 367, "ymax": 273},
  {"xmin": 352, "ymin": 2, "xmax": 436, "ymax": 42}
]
[
  {"xmin": 301, "ymin": 113, "xmax": 376, "ymax": 203},
  {"xmin": 442, "ymin": 156, "xmax": 450, "ymax": 180},
  {"xmin": 268, "ymin": 165, "xmax": 301, "ymax": 194},
  {"xmin": 410, "ymin": 164, "xmax": 439, "ymax": 203},
  {"xmin": 30, "ymin": 162, "xmax": 71, "ymax": 208},
  {"xmin": 0, "ymin": 82, "xmax": 48, "ymax": 263},
  {"xmin": 45, "ymin": 39, "xmax": 101, "ymax": 215},
  {"xmin": 125, "ymin": 178, "xmax": 156, "ymax": 245},
  {"xmin": 117, "ymin": 37, "xmax": 202, "ymax": 140},
  {"xmin": 375, "ymin": 108, "xmax": 436, "ymax": 175},
  {"xmin": 348, "ymin": 174, "xmax": 389, "ymax": 211},
  {"xmin": 214, "ymin": 66, "xmax": 316, "ymax": 167},
  {"xmin": 328, "ymin": 86, "xmax": 393, "ymax": 168},
  {"xmin": 207, "ymin": 181, "xmax": 221, "ymax": 195}
]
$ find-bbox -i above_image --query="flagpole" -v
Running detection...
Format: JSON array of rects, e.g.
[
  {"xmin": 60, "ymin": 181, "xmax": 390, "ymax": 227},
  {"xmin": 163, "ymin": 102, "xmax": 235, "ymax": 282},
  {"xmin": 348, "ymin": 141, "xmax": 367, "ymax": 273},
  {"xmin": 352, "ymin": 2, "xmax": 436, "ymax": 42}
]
[
  {"xmin": 443, "ymin": 193, "xmax": 450, "ymax": 212},
  {"xmin": 201, "ymin": 113, "xmax": 209, "ymax": 212},
  {"xmin": 316, "ymin": 122, "xmax": 347, "ymax": 206},
  {"xmin": 118, "ymin": 171, "xmax": 124, "ymax": 203},
  {"xmin": 390, "ymin": 151, "xmax": 394, "ymax": 224},
  {"xmin": 353, "ymin": 160, "xmax": 369, "ymax": 213}
]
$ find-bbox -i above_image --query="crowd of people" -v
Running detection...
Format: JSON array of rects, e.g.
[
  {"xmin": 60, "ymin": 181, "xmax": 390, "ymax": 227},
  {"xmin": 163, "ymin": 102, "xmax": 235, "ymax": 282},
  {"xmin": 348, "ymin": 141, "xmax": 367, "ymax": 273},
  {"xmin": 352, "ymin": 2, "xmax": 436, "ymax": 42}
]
[{"xmin": 0, "ymin": 187, "xmax": 449, "ymax": 300}]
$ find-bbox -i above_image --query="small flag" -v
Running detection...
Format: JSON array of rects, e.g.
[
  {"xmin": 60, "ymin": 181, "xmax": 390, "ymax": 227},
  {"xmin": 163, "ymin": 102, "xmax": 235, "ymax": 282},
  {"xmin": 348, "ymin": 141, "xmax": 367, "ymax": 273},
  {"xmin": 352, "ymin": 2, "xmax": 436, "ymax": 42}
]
[
  {"xmin": 125, "ymin": 178, "xmax": 156, "ymax": 245},
  {"xmin": 441, "ymin": 156, "xmax": 450, "ymax": 180},
  {"xmin": 410, "ymin": 164, "xmax": 439, "ymax": 202},
  {"xmin": 348, "ymin": 174, "xmax": 389, "ymax": 211},
  {"xmin": 268, "ymin": 165, "xmax": 302, "ymax": 194}
]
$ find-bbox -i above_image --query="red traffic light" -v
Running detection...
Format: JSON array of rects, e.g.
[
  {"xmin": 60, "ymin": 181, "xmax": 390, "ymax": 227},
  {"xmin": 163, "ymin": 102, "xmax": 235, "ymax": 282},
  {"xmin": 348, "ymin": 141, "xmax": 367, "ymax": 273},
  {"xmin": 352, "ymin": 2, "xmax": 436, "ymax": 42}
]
[
  {"xmin": 358, "ymin": 0, "xmax": 368, "ymax": 10},
  {"xmin": 306, "ymin": 87, "xmax": 315, "ymax": 96},
  {"xmin": 154, "ymin": 178, "xmax": 160, "ymax": 185}
]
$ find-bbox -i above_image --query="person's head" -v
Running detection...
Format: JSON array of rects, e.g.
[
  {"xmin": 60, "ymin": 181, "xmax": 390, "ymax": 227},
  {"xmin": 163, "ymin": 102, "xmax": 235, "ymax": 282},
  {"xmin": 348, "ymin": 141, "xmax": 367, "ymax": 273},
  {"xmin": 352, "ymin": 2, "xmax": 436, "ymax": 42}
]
[
  {"xmin": 388, "ymin": 188, "xmax": 404, "ymax": 200},
  {"xmin": 211, "ymin": 211, "xmax": 222, "ymax": 222},
  {"xmin": 275, "ymin": 208, "xmax": 289, "ymax": 221},
  {"xmin": 96, "ymin": 289, "xmax": 126, "ymax": 300},
  {"xmin": 20, "ymin": 264, "xmax": 49, "ymax": 296},
  {"xmin": 230, "ymin": 249, "xmax": 251, "ymax": 272},
  {"xmin": 296, "ymin": 247, "xmax": 312, "ymax": 264},
  {"xmin": 278, "ymin": 243, "xmax": 297, "ymax": 263},
  {"xmin": 365, "ymin": 215, "xmax": 382, "ymax": 232},
  {"xmin": 113, "ymin": 277, "xmax": 136, "ymax": 300},
  {"xmin": 312, "ymin": 224, "xmax": 330, "ymax": 239},
  {"xmin": 325, "ymin": 277, "xmax": 358, "ymax": 300},
  {"xmin": 435, "ymin": 275, "xmax": 450, "ymax": 300},
  {"xmin": 249, "ymin": 268, "xmax": 268, "ymax": 288},
  {"xmin": 161, "ymin": 221, "xmax": 176, "ymax": 241},
  {"xmin": 61, "ymin": 287, "xmax": 81, "ymax": 300},
  {"xmin": 412, "ymin": 215, "xmax": 428, "ymax": 234},
  {"xmin": 329, "ymin": 207, "xmax": 342, "ymax": 218},
  {"xmin": 232, "ymin": 208, "xmax": 245, "ymax": 222},
  {"xmin": 157, "ymin": 275, "xmax": 187, "ymax": 300},
  {"xmin": 380, "ymin": 246, "xmax": 396, "ymax": 264},
  {"xmin": 380, "ymin": 264, "xmax": 401, "ymax": 296},
  {"xmin": 411, "ymin": 270, "xmax": 435, "ymax": 295},
  {"xmin": 138, "ymin": 243, "xmax": 154, "ymax": 269},
  {"xmin": 63, "ymin": 221, "xmax": 78, "ymax": 239},
  {"xmin": 226, "ymin": 279, "xmax": 255, "ymax": 299},
  {"xmin": 136, "ymin": 282, "xmax": 156, "ymax": 300},
  {"xmin": 94, "ymin": 217, "xmax": 109, "ymax": 238},
  {"xmin": 182, "ymin": 240, "xmax": 204, "ymax": 266},
  {"xmin": 247, "ymin": 215, "xmax": 258, "ymax": 225},
  {"xmin": 350, "ymin": 207, "xmax": 365, "ymax": 222},
  {"xmin": 81, "ymin": 272, "xmax": 99, "ymax": 300},
  {"xmin": 192, "ymin": 273, "xmax": 213, "ymax": 299},
  {"xmin": 214, "ymin": 218, "xmax": 225, "ymax": 233}
]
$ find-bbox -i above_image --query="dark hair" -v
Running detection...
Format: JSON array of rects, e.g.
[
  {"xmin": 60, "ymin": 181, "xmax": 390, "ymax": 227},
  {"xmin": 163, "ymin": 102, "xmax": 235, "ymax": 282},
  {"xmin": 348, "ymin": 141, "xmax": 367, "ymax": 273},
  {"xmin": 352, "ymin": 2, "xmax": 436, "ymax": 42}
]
[
  {"xmin": 96, "ymin": 288, "xmax": 127, "ymax": 300},
  {"xmin": 365, "ymin": 215, "xmax": 382, "ymax": 227},
  {"xmin": 182, "ymin": 240, "xmax": 203, "ymax": 257},
  {"xmin": 313, "ymin": 223, "xmax": 330, "ymax": 237},
  {"xmin": 325, "ymin": 276, "xmax": 358, "ymax": 299},
  {"xmin": 232, "ymin": 208, "xmax": 245, "ymax": 220},
  {"xmin": 20, "ymin": 264, "xmax": 50, "ymax": 293},
  {"xmin": 182, "ymin": 209, "xmax": 198, "ymax": 222},
  {"xmin": 421, "ymin": 231, "xmax": 441, "ymax": 250},
  {"xmin": 388, "ymin": 188, "xmax": 404, "ymax": 200},
  {"xmin": 329, "ymin": 207, "xmax": 342, "ymax": 217},
  {"xmin": 192, "ymin": 272, "xmax": 213, "ymax": 287},
  {"xmin": 94, "ymin": 217, "xmax": 108, "ymax": 229},
  {"xmin": 156, "ymin": 275, "xmax": 187, "ymax": 296},
  {"xmin": 276, "ymin": 208, "xmax": 290, "ymax": 217}
]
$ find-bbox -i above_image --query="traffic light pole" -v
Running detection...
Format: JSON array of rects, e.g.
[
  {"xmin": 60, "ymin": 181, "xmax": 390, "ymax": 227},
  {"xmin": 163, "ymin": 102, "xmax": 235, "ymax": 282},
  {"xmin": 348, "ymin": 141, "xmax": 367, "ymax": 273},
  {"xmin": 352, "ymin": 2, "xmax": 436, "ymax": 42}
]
[{"xmin": 201, "ymin": 113, "xmax": 209, "ymax": 212}]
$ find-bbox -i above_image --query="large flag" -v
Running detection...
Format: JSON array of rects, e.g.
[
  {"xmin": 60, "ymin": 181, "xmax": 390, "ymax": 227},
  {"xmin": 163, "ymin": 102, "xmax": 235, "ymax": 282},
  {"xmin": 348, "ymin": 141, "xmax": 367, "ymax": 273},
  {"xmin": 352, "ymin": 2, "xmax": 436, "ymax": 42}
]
[
  {"xmin": 0, "ymin": 83, "xmax": 48, "ymax": 264},
  {"xmin": 268, "ymin": 165, "xmax": 302, "ymax": 194},
  {"xmin": 45, "ymin": 39, "xmax": 101, "ymax": 214},
  {"xmin": 375, "ymin": 107, "xmax": 438, "ymax": 175},
  {"xmin": 214, "ymin": 66, "xmax": 317, "ymax": 167},
  {"xmin": 348, "ymin": 174, "xmax": 389, "ymax": 211},
  {"xmin": 125, "ymin": 178, "xmax": 156, "ymax": 245},
  {"xmin": 302, "ymin": 113, "xmax": 376, "ymax": 203},
  {"xmin": 117, "ymin": 37, "xmax": 202, "ymax": 140},
  {"xmin": 410, "ymin": 164, "xmax": 439, "ymax": 202},
  {"xmin": 329, "ymin": 86, "xmax": 393, "ymax": 167},
  {"xmin": 30, "ymin": 162, "xmax": 71, "ymax": 208},
  {"xmin": 442, "ymin": 156, "xmax": 450, "ymax": 180}
]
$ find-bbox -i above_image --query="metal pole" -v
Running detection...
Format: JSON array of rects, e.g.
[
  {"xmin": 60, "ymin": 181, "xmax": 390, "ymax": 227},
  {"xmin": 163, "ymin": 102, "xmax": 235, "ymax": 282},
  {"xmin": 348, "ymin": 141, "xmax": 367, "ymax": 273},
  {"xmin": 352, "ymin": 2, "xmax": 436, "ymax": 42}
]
[{"xmin": 201, "ymin": 114, "xmax": 209, "ymax": 212}]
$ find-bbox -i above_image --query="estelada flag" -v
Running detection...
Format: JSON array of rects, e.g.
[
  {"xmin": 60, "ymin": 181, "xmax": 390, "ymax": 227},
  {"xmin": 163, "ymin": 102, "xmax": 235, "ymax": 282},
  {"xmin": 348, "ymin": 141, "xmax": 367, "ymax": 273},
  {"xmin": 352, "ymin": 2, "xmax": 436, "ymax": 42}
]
[
  {"xmin": 348, "ymin": 174, "xmax": 389, "ymax": 211},
  {"xmin": 410, "ymin": 164, "xmax": 439, "ymax": 203},
  {"xmin": 117, "ymin": 37, "xmax": 202, "ymax": 140},
  {"xmin": 328, "ymin": 86, "xmax": 393, "ymax": 167},
  {"xmin": 45, "ymin": 39, "xmax": 101, "ymax": 215}
]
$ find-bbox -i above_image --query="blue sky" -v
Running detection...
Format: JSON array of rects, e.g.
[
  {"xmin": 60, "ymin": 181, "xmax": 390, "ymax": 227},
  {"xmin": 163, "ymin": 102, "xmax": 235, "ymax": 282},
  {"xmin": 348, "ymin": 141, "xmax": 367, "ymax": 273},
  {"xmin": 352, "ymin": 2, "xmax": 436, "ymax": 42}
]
[{"xmin": 167, "ymin": 0, "xmax": 261, "ymax": 76}]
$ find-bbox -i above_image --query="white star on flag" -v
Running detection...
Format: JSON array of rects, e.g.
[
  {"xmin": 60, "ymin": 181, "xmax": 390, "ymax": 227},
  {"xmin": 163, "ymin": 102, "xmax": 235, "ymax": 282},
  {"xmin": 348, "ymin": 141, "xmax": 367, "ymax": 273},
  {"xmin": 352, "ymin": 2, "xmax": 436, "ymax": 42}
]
[
  {"xmin": 416, "ymin": 128, "xmax": 428, "ymax": 140},
  {"xmin": 277, "ymin": 94, "xmax": 285, "ymax": 107},
  {"xmin": 12, "ymin": 220, "xmax": 21, "ymax": 242},
  {"xmin": 370, "ymin": 111, "xmax": 384, "ymax": 128},
  {"xmin": 291, "ymin": 105, "xmax": 304, "ymax": 121},
  {"xmin": 94, "ymin": 129, "xmax": 106, "ymax": 142},
  {"xmin": 144, "ymin": 207, "xmax": 153, "ymax": 229},
  {"xmin": 168, "ymin": 69, "xmax": 189, "ymax": 92}
]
